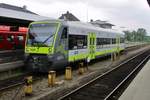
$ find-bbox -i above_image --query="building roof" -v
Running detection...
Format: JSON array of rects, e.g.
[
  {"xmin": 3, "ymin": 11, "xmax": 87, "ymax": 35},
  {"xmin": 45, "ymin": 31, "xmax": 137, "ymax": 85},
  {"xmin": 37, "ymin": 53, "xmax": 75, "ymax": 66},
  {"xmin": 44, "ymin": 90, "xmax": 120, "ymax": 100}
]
[
  {"xmin": 0, "ymin": 3, "xmax": 37, "ymax": 15},
  {"xmin": 90, "ymin": 20, "xmax": 115, "ymax": 26},
  {"xmin": 0, "ymin": 3, "xmax": 51, "ymax": 26},
  {"xmin": 59, "ymin": 11, "xmax": 80, "ymax": 21},
  {"xmin": 0, "ymin": 7, "xmax": 49, "ymax": 21}
]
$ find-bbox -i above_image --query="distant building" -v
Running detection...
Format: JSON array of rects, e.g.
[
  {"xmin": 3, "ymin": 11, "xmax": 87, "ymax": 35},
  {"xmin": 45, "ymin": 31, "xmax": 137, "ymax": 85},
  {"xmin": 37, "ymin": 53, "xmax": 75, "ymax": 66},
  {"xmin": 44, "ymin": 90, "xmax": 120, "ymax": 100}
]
[
  {"xmin": 0, "ymin": 3, "xmax": 49, "ymax": 26},
  {"xmin": 90, "ymin": 19, "xmax": 115, "ymax": 29},
  {"xmin": 59, "ymin": 11, "xmax": 80, "ymax": 21}
]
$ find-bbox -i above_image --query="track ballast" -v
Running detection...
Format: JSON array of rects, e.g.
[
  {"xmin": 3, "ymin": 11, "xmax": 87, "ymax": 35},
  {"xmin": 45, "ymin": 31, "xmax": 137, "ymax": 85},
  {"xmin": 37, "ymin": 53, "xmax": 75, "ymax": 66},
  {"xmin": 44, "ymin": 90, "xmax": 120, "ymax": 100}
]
[{"xmin": 58, "ymin": 49, "xmax": 150, "ymax": 100}]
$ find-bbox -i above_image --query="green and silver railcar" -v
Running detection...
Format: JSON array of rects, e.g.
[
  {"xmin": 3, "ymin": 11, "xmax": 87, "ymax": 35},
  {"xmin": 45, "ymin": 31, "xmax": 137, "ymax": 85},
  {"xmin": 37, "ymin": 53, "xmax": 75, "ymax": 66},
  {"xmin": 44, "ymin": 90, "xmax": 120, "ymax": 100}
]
[{"xmin": 24, "ymin": 20, "xmax": 125, "ymax": 72}]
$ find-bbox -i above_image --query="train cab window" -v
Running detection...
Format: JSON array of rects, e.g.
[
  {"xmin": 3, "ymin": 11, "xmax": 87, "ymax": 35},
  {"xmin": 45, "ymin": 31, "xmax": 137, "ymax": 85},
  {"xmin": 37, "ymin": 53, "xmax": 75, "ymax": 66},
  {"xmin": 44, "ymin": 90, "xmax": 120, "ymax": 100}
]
[
  {"xmin": 61, "ymin": 27, "xmax": 67, "ymax": 39},
  {"xmin": 7, "ymin": 35, "xmax": 14, "ymax": 42}
]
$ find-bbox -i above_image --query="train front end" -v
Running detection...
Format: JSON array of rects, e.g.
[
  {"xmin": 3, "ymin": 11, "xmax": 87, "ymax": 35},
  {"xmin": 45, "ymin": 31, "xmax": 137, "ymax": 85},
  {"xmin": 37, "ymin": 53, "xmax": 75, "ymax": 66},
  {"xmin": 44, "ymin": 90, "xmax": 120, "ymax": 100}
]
[{"xmin": 24, "ymin": 21, "xmax": 60, "ymax": 72}]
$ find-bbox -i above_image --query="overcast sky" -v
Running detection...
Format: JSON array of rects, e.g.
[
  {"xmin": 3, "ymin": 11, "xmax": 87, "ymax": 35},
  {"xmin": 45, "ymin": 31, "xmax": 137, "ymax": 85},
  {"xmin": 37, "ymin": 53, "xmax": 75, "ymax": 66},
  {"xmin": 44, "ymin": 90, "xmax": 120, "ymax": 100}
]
[{"xmin": 0, "ymin": 0, "xmax": 150, "ymax": 34}]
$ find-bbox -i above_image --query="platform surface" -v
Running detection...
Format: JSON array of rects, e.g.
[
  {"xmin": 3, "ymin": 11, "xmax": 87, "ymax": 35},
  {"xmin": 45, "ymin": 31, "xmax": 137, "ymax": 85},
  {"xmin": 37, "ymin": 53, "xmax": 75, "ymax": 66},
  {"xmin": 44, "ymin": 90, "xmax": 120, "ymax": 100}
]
[{"xmin": 119, "ymin": 60, "xmax": 150, "ymax": 100}]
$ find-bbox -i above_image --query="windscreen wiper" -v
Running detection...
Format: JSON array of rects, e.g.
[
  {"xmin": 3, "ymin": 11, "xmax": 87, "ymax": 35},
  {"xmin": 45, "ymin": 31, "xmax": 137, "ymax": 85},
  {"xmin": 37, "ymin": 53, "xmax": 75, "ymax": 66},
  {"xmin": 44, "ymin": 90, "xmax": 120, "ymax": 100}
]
[{"xmin": 42, "ymin": 34, "xmax": 54, "ymax": 44}]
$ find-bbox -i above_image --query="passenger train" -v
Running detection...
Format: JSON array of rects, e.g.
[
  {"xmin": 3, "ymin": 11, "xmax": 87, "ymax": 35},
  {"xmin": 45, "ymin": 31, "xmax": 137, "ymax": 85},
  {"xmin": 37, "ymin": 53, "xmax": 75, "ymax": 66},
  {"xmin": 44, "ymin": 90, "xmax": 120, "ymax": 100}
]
[
  {"xmin": 24, "ymin": 20, "xmax": 125, "ymax": 72},
  {"xmin": 0, "ymin": 25, "xmax": 27, "ymax": 50}
]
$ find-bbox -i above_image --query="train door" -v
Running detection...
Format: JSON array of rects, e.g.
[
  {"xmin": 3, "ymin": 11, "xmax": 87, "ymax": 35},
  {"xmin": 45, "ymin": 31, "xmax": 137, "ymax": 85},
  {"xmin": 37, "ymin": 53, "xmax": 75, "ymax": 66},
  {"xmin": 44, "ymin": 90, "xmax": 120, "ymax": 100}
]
[
  {"xmin": 60, "ymin": 27, "xmax": 68, "ymax": 56},
  {"xmin": 116, "ymin": 35, "xmax": 120, "ymax": 52},
  {"xmin": 88, "ymin": 33, "xmax": 96, "ymax": 61},
  {"xmin": 55, "ymin": 27, "xmax": 68, "ymax": 68}
]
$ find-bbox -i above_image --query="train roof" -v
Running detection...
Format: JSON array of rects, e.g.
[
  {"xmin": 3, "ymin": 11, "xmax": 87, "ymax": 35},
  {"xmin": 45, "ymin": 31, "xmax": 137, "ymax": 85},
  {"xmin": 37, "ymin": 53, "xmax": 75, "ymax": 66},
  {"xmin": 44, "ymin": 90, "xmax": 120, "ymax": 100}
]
[
  {"xmin": 65, "ymin": 21, "xmax": 123, "ymax": 34},
  {"xmin": 32, "ymin": 19, "xmax": 124, "ymax": 37}
]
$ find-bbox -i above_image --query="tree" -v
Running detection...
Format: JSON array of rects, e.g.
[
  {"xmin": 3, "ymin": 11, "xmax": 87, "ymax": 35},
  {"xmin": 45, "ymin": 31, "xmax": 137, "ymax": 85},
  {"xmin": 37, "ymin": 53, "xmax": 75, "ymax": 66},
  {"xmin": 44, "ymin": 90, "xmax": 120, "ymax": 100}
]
[
  {"xmin": 123, "ymin": 28, "xmax": 147, "ymax": 42},
  {"xmin": 124, "ymin": 30, "xmax": 131, "ymax": 41},
  {"xmin": 132, "ymin": 30, "xmax": 137, "ymax": 41},
  {"xmin": 136, "ymin": 28, "xmax": 147, "ymax": 41}
]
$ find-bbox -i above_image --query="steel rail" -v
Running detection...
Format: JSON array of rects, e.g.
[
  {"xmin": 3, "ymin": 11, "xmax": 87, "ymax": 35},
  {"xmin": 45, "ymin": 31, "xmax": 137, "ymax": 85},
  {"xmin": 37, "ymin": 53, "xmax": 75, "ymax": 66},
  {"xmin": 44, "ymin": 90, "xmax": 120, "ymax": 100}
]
[
  {"xmin": 104, "ymin": 54, "xmax": 150, "ymax": 100},
  {"xmin": 58, "ymin": 49, "xmax": 150, "ymax": 100}
]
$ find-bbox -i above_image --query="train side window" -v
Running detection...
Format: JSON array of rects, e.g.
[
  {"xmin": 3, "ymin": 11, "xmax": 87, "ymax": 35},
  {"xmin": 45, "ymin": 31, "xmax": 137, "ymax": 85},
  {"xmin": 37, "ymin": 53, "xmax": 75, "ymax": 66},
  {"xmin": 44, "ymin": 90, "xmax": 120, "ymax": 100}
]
[
  {"xmin": 69, "ymin": 35, "xmax": 87, "ymax": 50},
  {"xmin": 0, "ymin": 35, "xmax": 3, "ymax": 42},
  {"xmin": 69, "ymin": 35, "xmax": 76, "ymax": 50},
  {"xmin": 120, "ymin": 38, "xmax": 124, "ymax": 43},
  {"xmin": 17, "ymin": 35, "xmax": 24, "ymax": 41},
  {"xmin": 96, "ymin": 38, "xmax": 99, "ymax": 45},
  {"xmin": 77, "ymin": 39, "xmax": 84, "ymax": 49},
  {"xmin": 97, "ymin": 38, "xmax": 103, "ymax": 45},
  {"xmin": 112, "ymin": 38, "xmax": 116, "ymax": 44},
  {"xmin": 106, "ymin": 38, "xmax": 110, "ymax": 45},
  {"xmin": 103, "ymin": 38, "xmax": 106, "ymax": 44},
  {"xmin": 114, "ymin": 39, "xmax": 116, "ymax": 44},
  {"xmin": 7, "ymin": 35, "xmax": 14, "ymax": 42},
  {"xmin": 78, "ymin": 35, "xmax": 87, "ymax": 49},
  {"xmin": 61, "ymin": 27, "xmax": 67, "ymax": 39},
  {"xmin": 112, "ymin": 39, "xmax": 114, "ymax": 44}
]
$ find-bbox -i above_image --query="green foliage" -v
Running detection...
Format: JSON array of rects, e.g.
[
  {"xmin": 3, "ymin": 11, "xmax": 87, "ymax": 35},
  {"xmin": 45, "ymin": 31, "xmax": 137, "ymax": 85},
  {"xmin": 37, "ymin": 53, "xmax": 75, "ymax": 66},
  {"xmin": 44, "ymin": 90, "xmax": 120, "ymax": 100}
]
[
  {"xmin": 144, "ymin": 36, "xmax": 150, "ymax": 42},
  {"xmin": 123, "ymin": 28, "xmax": 148, "ymax": 42}
]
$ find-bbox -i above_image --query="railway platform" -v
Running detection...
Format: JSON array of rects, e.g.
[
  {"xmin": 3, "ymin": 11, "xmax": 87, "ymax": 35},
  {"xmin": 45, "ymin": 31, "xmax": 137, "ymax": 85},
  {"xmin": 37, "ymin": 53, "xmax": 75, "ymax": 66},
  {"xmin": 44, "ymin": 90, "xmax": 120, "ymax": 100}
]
[{"xmin": 119, "ymin": 59, "xmax": 150, "ymax": 100}]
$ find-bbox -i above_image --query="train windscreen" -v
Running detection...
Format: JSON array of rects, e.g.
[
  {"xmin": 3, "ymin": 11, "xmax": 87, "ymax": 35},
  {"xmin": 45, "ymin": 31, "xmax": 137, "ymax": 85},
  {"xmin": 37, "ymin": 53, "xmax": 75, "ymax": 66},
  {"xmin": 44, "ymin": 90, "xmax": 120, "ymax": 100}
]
[{"xmin": 27, "ymin": 23, "xmax": 58, "ymax": 47}]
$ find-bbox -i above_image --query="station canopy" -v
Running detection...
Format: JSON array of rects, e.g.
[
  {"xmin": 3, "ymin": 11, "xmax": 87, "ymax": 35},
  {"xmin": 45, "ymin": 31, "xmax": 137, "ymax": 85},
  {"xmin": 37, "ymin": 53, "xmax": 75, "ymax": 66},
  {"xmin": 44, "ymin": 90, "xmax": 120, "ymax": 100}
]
[{"xmin": 0, "ymin": 3, "xmax": 51, "ymax": 27}]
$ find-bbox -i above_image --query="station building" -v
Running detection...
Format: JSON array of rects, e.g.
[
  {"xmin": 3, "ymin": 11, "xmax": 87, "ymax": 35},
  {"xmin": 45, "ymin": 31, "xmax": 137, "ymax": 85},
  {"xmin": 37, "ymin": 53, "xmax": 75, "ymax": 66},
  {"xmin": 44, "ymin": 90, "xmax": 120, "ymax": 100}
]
[{"xmin": 0, "ymin": 3, "xmax": 49, "ymax": 27}]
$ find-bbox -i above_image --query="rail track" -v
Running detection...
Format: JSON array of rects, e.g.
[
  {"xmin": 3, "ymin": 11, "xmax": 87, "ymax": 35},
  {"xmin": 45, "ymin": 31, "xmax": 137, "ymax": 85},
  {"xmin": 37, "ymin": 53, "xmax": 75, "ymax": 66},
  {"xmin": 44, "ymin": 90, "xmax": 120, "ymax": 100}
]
[
  {"xmin": 0, "ymin": 50, "xmax": 24, "ymax": 63},
  {"xmin": 58, "ymin": 49, "xmax": 150, "ymax": 100},
  {"xmin": 0, "ymin": 72, "xmax": 42, "ymax": 92},
  {"xmin": 0, "ymin": 45, "xmax": 149, "ymax": 97},
  {"xmin": 0, "ymin": 74, "xmax": 27, "ymax": 91}
]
